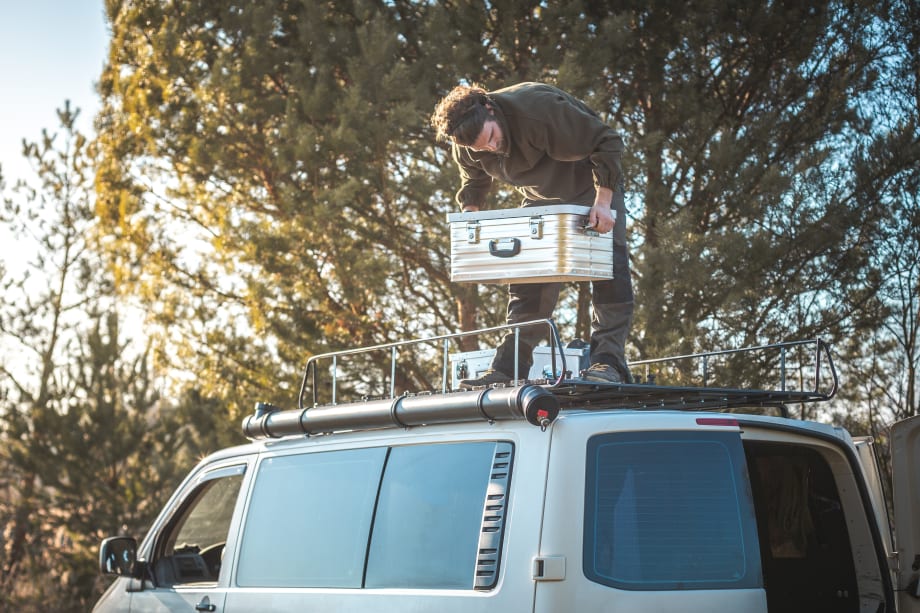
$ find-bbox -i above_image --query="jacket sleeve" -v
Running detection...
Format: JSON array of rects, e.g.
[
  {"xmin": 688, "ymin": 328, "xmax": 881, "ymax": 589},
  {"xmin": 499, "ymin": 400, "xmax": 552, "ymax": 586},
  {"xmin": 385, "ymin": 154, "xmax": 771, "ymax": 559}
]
[
  {"xmin": 452, "ymin": 144, "xmax": 493, "ymax": 208},
  {"xmin": 535, "ymin": 93, "xmax": 625, "ymax": 191}
]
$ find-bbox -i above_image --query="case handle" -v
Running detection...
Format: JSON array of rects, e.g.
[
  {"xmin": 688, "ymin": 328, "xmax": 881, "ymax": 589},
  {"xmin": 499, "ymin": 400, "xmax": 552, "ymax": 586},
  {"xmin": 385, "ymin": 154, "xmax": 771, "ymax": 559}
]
[{"xmin": 488, "ymin": 238, "xmax": 521, "ymax": 258}]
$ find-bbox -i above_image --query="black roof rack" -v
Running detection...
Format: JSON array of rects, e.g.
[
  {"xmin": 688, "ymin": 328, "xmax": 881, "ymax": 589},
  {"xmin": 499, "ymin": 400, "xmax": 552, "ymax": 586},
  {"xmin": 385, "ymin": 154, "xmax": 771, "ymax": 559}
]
[
  {"xmin": 242, "ymin": 321, "xmax": 838, "ymax": 440},
  {"xmin": 551, "ymin": 336, "xmax": 838, "ymax": 413},
  {"xmin": 547, "ymin": 379, "xmax": 832, "ymax": 413}
]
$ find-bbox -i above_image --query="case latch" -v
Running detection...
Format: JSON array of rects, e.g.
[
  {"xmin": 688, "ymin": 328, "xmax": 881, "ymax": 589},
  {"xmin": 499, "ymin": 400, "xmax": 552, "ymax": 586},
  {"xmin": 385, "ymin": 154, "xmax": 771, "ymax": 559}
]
[
  {"xmin": 466, "ymin": 221, "xmax": 480, "ymax": 243},
  {"xmin": 529, "ymin": 216, "xmax": 544, "ymax": 239}
]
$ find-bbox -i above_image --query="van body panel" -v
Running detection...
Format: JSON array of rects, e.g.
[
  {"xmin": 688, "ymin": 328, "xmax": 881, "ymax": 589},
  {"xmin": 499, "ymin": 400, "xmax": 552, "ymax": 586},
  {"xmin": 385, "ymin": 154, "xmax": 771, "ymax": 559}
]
[
  {"xmin": 127, "ymin": 586, "xmax": 226, "ymax": 613},
  {"xmin": 222, "ymin": 423, "xmax": 551, "ymax": 612},
  {"xmin": 224, "ymin": 587, "xmax": 517, "ymax": 612},
  {"xmin": 95, "ymin": 398, "xmax": 910, "ymax": 612},
  {"xmin": 91, "ymin": 579, "xmax": 130, "ymax": 613},
  {"xmin": 537, "ymin": 584, "xmax": 767, "ymax": 613},
  {"xmin": 536, "ymin": 412, "xmax": 767, "ymax": 612},
  {"xmin": 892, "ymin": 414, "xmax": 920, "ymax": 612}
]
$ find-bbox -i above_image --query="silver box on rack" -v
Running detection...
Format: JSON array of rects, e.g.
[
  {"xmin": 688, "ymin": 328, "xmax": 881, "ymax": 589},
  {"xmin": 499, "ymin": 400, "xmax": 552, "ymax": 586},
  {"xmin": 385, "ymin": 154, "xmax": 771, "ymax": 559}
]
[
  {"xmin": 447, "ymin": 204, "xmax": 614, "ymax": 284},
  {"xmin": 448, "ymin": 345, "xmax": 591, "ymax": 389}
]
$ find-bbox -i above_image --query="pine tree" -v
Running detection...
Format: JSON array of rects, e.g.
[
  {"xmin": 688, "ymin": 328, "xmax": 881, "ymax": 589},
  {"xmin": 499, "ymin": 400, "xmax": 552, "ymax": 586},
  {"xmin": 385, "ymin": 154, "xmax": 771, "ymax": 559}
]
[
  {"xmin": 0, "ymin": 105, "xmax": 209, "ymax": 611},
  {"xmin": 96, "ymin": 0, "xmax": 490, "ymax": 404},
  {"xmin": 0, "ymin": 104, "xmax": 101, "ymax": 609},
  {"xmin": 95, "ymin": 0, "xmax": 918, "ymax": 401},
  {"xmin": 833, "ymin": 0, "xmax": 920, "ymax": 429}
]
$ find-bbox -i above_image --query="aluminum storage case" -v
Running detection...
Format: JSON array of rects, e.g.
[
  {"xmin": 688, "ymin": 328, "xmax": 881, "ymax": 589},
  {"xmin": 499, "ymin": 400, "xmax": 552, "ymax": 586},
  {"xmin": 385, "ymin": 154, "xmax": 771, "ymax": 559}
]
[
  {"xmin": 449, "ymin": 344, "xmax": 591, "ymax": 389},
  {"xmin": 447, "ymin": 204, "xmax": 614, "ymax": 284}
]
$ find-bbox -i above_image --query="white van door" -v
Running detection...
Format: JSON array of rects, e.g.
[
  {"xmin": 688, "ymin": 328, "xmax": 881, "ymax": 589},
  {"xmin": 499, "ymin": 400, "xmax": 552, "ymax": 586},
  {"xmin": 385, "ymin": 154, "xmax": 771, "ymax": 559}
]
[
  {"xmin": 130, "ymin": 463, "xmax": 249, "ymax": 613},
  {"xmin": 891, "ymin": 414, "xmax": 920, "ymax": 612},
  {"xmin": 536, "ymin": 415, "xmax": 768, "ymax": 613},
  {"xmin": 224, "ymin": 429, "xmax": 548, "ymax": 612}
]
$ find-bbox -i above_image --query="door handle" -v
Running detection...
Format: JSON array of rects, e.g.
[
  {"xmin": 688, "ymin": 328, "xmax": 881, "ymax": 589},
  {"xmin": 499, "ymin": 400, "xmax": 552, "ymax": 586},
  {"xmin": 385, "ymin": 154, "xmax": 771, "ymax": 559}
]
[{"xmin": 195, "ymin": 597, "xmax": 217, "ymax": 612}]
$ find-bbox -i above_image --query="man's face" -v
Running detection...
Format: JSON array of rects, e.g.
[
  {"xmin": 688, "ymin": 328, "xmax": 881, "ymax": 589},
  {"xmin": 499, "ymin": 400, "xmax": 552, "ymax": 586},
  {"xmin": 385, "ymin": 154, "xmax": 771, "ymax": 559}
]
[{"xmin": 468, "ymin": 118, "xmax": 504, "ymax": 153}]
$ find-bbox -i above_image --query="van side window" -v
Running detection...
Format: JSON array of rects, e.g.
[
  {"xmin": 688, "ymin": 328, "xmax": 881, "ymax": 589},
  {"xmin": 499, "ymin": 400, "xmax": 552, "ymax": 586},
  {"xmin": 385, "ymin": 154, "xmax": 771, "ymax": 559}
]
[
  {"xmin": 365, "ymin": 441, "xmax": 504, "ymax": 589},
  {"xmin": 584, "ymin": 431, "xmax": 762, "ymax": 591},
  {"xmin": 153, "ymin": 465, "xmax": 246, "ymax": 587},
  {"xmin": 235, "ymin": 441, "xmax": 512, "ymax": 590},
  {"xmin": 236, "ymin": 447, "xmax": 387, "ymax": 588}
]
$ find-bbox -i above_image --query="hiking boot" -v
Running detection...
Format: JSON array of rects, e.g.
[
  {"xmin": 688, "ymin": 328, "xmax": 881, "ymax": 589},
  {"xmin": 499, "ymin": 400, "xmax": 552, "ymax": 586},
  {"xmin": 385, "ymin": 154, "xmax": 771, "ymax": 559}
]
[
  {"xmin": 582, "ymin": 362, "xmax": 625, "ymax": 384},
  {"xmin": 458, "ymin": 368, "xmax": 515, "ymax": 389}
]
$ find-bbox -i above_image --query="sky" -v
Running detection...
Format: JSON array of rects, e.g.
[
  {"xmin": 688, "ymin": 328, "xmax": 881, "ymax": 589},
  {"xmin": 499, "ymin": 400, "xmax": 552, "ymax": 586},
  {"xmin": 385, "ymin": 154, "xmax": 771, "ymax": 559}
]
[
  {"xmin": 0, "ymin": 0, "xmax": 108, "ymax": 285},
  {"xmin": 0, "ymin": 0, "xmax": 109, "ymax": 191}
]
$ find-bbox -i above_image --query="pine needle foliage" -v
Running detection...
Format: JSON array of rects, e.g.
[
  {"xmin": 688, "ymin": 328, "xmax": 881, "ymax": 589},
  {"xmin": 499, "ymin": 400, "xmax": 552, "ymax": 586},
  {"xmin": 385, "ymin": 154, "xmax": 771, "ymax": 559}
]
[{"xmin": 94, "ymin": 0, "xmax": 918, "ymax": 413}]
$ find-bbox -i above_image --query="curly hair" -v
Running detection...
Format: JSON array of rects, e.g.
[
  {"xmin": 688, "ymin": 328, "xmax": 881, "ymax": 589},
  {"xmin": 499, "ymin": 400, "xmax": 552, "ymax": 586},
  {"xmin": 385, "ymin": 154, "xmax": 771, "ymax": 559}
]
[{"xmin": 430, "ymin": 84, "xmax": 493, "ymax": 146}]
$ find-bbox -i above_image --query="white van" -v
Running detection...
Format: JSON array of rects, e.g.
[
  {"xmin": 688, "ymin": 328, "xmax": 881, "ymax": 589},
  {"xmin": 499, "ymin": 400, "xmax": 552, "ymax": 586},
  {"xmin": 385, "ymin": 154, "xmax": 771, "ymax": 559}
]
[{"xmin": 94, "ymin": 325, "xmax": 920, "ymax": 613}]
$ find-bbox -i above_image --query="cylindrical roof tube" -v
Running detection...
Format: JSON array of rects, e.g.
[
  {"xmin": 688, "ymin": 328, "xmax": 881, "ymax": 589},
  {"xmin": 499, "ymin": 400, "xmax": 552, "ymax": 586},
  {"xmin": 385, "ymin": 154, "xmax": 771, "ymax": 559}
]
[{"xmin": 242, "ymin": 385, "xmax": 560, "ymax": 440}]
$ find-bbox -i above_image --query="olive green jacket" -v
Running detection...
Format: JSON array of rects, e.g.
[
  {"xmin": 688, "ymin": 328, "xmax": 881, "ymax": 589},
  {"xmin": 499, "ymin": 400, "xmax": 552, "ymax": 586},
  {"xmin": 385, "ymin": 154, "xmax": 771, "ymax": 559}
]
[{"xmin": 452, "ymin": 82, "xmax": 625, "ymax": 208}]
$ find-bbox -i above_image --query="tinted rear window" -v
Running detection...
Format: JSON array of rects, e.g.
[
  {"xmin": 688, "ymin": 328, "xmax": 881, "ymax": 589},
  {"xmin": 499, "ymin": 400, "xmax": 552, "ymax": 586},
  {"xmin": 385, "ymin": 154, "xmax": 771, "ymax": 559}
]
[{"xmin": 584, "ymin": 430, "xmax": 762, "ymax": 590}]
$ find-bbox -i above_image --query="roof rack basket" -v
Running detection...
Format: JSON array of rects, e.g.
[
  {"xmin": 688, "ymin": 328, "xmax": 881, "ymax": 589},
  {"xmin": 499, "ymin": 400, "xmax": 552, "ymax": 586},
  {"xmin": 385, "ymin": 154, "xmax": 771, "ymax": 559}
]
[
  {"xmin": 243, "ymin": 321, "xmax": 838, "ymax": 440},
  {"xmin": 297, "ymin": 318, "xmax": 569, "ymax": 410}
]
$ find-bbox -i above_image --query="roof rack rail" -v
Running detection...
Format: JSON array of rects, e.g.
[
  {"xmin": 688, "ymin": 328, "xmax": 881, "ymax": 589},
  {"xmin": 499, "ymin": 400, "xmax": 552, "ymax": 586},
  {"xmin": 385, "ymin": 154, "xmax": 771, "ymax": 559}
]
[
  {"xmin": 296, "ymin": 318, "xmax": 566, "ymax": 410},
  {"xmin": 241, "ymin": 323, "xmax": 839, "ymax": 440},
  {"xmin": 589, "ymin": 338, "xmax": 840, "ymax": 414}
]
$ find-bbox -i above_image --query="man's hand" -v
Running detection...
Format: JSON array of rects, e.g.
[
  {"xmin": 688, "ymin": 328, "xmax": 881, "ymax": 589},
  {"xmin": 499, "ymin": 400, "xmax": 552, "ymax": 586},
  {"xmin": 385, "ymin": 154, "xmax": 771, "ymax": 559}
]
[
  {"xmin": 588, "ymin": 205, "xmax": 615, "ymax": 233},
  {"xmin": 589, "ymin": 187, "xmax": 615, "ymax": 233}
]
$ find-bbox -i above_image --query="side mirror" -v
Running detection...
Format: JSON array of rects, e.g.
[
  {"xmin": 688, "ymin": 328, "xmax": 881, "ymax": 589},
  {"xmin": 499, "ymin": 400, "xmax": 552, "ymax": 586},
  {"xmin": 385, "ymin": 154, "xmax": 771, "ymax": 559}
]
[{"xmin": 99, "ymin": 536, "xmax": 138, "ymax": 577}]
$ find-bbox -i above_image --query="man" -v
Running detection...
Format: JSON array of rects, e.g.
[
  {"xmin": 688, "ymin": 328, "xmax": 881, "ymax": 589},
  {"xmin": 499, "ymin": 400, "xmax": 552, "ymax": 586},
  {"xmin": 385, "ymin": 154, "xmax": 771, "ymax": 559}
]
[{"xmin": 431, "ymin": 82, "xmax": 634, "ymax": 386}]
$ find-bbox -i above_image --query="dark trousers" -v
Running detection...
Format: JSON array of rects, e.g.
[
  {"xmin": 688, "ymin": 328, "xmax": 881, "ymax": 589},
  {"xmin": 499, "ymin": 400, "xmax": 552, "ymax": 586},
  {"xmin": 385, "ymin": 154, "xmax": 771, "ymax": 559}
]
[{"xmin": 491, "ymin": 190, "xmax": 634, "ymax": 379}]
